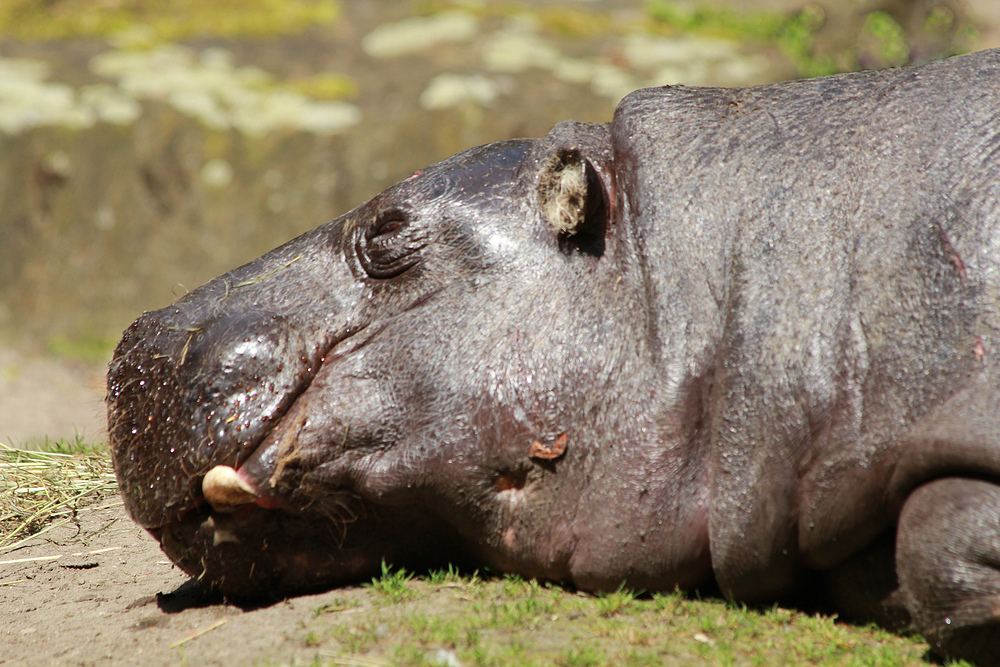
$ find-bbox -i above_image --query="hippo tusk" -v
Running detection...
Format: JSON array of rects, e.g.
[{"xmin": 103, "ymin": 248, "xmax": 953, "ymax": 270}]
[{"xmin": 202, "ymin": 465, "xmax": 259, "ymax": 510}]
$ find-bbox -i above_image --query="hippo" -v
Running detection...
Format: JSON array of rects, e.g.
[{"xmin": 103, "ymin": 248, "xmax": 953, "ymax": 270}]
[{"xmin": 108, "ymin": 48, "xmax": 1000, "ymax": 664}]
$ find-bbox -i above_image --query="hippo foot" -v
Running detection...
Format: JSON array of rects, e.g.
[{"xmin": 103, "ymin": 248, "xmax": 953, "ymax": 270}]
[{"xmin": 897, "ymin": 477, "xmax": 1000, "ymax": 666}]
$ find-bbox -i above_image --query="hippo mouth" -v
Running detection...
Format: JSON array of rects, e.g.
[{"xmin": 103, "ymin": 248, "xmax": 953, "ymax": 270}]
[
  {"xmin": 107, "ymin": 305, "xmax": 377, "ymax": 594},
  {"xmin": 107, "ymin": 307, "xmax": 332, "ymax": 529}
]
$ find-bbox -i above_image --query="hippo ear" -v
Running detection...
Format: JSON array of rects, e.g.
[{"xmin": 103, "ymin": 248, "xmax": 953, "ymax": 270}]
[{"xmin": 537, "ymin": 147, "xmax": 610, "ymax": 257}]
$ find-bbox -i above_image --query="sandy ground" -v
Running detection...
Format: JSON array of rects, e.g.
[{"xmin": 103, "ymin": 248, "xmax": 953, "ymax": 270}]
[
  {"xmin": 0, "ymin": 500, "xmax": 403, "ymax": 667},
  {"xmin": 0, "ymin": 348, "xmax": 108, "ymax": 449}
]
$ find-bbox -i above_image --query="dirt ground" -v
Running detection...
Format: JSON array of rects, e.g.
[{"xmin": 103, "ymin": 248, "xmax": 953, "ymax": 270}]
[
  {"xmin": 0, "ymin": 347, "xmax": 108, "ymax": 448},
  {"xmin": 0, "ymin": 499, "xmax": 418, "ymax": 667}
]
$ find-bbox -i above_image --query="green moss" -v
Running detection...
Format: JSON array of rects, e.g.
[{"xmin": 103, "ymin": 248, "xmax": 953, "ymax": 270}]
[
  {"xmin": 0, "ymin": 0, "xmax": 339, "ymax": 42},
  {"xmin": 531, "ymin": 7, "xmax": 617, "ymax": 39},
  {"xmin": 646, "ymin": 0, "xmax": 836, "ymax": 77},
  {"xmin": 774, "ymin": 4, "xmax": 836, "ymax": 78},
  {"xmin": 860, "ymin": 11, "xmax": 909, "ymax": 67}
]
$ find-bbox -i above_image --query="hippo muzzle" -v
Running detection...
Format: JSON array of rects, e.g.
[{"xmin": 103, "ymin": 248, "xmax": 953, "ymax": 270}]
[{"xmin": 108, "ymin": 244, "xmax": 479, "ymax": 595}]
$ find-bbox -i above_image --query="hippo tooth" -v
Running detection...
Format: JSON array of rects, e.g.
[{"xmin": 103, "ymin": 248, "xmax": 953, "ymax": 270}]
[{"xmin": 202, "ymin": 465, "xmax": 258, "ymax": 510}]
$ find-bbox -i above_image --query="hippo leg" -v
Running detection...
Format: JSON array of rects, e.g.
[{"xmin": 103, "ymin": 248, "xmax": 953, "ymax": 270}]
[{"xmin": 897, "ymin": 477, "xmax": 1000, "ymax": 666}]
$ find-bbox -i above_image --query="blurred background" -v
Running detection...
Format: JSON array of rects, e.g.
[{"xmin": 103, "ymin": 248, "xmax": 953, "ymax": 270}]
[{"xmin": 0, "ymin": 0, "xmax": 996, "ymax": 446}]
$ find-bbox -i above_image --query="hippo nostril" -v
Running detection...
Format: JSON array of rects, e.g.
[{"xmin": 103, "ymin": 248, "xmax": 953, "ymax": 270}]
[{"xmin": 202, "ymin": 465, "xmax": 260, "ymax": 510}]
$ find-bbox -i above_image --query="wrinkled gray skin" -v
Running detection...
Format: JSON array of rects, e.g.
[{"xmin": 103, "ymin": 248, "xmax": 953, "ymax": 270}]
[{"xmin": 109, "ymin": 49, "xmax": 1000, "ymax": 664}]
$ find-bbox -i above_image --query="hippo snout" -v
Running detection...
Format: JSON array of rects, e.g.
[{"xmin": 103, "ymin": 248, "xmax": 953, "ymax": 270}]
[{"xmin": 108, "ymin": 306, "xmax": 330, "ymax": 529}]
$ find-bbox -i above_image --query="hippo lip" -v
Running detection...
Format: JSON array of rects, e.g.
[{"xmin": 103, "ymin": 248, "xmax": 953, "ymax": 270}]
[
  {"xmin": 204, "ymin": 320, "xmax": 391, "ymax": 509},
  {"xmin": 121, "ymin": 376, "xmax": 316, "ymax": 534},
  {"xmin": 108, "ymin": 309, "xmax": 355, "ymax": 530},
  {"xmin": 149, "ymin": 319, "xmax": 391, "ymax": 531}
]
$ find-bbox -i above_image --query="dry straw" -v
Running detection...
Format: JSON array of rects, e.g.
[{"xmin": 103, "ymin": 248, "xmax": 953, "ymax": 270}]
[{"xmin": 0, "ymin": 440, "xmax": 117, "ymax": 552}]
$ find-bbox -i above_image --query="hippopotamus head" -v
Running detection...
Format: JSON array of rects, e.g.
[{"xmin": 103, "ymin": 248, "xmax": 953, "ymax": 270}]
[{"xmin": 107, "ymin": 121, "xmax": 644, "ymax": 597}]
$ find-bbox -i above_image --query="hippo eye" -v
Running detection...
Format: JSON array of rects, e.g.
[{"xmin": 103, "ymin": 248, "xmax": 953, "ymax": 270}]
[
  {"xmin": 371, "ymin": 210, "xmax": 407, "ymax": 238},
  {"xmin": 357, "ymin": 208, "xmax": 424, "ymax": 278}
]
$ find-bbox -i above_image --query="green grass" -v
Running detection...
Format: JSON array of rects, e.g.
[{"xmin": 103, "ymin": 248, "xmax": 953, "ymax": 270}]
[
  {"xmin": 366, "ymin": 561, "xmax": 422, "ymax": 604},
  {"xmin": 595, "ymin": 583, "xmax": 639, "ymax": 617},
  {"xmin": 304, "ymin": 573, "xmax": 942, "ymax": 666}
]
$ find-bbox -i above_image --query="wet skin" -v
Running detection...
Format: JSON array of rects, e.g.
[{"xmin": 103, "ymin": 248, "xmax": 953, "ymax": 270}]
[{"xmin": 109, "ymin": 50, "xmax": 1000, "ymax": 665}]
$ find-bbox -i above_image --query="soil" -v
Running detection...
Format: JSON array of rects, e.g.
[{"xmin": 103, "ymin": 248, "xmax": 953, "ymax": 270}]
[
  {"xmin": 0, "ymin": 498, "xmax": 383, "ymax": 667},
  {"xmin": 0, "ymin": 348, "xmax": 108, "ymax": 448}
]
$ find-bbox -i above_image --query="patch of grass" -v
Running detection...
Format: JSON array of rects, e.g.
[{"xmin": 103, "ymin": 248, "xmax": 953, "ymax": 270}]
[
  {"xmin": 366, "ymin": 560, "xmax": 421, "ymax": 604},
  {"xmin": 0, "ymin": 0, "xmax": 339, "ymax": 42},
  {"xmin": 0, "ymin": 437, "xmax": 116, "ymax": 551},
  {"xmin": 425, "ymin": 563, "xmax": 464, "ymax": 585},
  {"xmin": 328, "ymin": 618, "xmax": 385, "ymax": 654},
  {"xmin": 314, "ymin": 574, "xmax": 933, "ymax": 666},
  {"xmin": 559, "ymin": 643, "xmax": 607, "ymax": 667},
  {"xmin": 481, "ymin": 577, "xmax": 559, "ymax": 630},
  {"xmin": 595, "ymin": 583, "xmax": 639, "ymax": 617},
  {"xmin": 405, "ymin": 611, "xmax": 471, "ymax": 649}
]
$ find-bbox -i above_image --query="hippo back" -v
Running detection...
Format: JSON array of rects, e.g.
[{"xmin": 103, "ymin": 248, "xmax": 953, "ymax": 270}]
[{"xmin": 610, "ymin": 49, "xmax": 1000, "ymax": 599}]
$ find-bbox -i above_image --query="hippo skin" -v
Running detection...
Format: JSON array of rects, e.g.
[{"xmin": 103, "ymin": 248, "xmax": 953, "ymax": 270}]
[{"xmin": 109, "ymin": 49, "xmax": 1000, "ymax": 664}]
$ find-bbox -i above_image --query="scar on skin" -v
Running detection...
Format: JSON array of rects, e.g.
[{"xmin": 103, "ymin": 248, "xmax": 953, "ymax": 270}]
[
  {"xmin": 270, "ymin": 406, "xmax": 310, "ymax": 485},
  {"xmin": 529, "ymin": 432, "xmax": 567, "ymax": 460},
  {"xmin": 495, "ymin": 471, "xmax": 527, "ymax": 507},
  {"xmin": 503, "ymin": 526, "xmax": 516, "ymax": 550}
]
